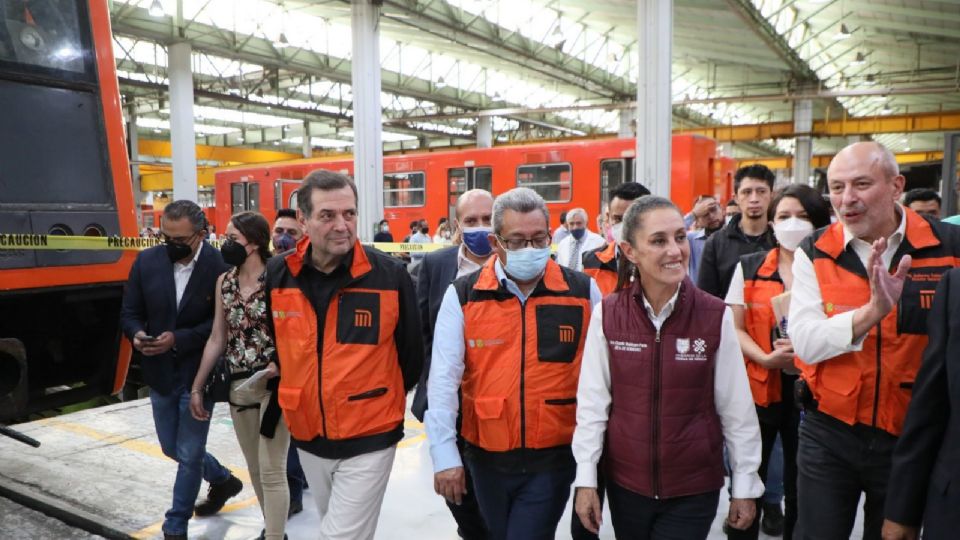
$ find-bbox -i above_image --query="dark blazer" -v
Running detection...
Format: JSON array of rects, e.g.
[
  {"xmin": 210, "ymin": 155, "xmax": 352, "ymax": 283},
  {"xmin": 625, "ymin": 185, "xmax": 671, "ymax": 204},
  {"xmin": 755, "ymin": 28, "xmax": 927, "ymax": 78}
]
[
  {"xmin": 886, "ymin": 267, "xmax": 960, "ymax": 536},
  {"xmin": 411, "ymin": 245, "xmax": 461, "ymax": 421},
  {"xmin": 696, "ymin": 213, "xmax": 775, "ymax": 299},
  {"xmin": 120, "ymin": 243, "xmax": 229, "ymax": 395}
]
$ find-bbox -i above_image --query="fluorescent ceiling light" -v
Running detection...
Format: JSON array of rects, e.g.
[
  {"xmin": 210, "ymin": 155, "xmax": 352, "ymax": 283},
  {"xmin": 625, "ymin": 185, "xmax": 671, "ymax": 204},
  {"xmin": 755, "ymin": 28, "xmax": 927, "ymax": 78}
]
[
  {"xmin": 276, "ymin": 32, "xmax": 290, "ymax": 48},
  {"xmin": 834, "ymin": 24, "xmax": 852, "ymax": 40},
  {"xmin": 148, "ymin": 0, "xmax": 165, "ymax": 18},
  {"xmin": 852, "ymin": 52, "xmax": 866, "ymax": 65}
]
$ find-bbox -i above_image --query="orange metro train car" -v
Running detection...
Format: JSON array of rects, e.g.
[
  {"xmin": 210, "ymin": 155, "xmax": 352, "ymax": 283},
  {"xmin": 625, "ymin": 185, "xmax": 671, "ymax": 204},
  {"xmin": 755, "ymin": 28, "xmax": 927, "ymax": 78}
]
[
  {"xmin": 0, "ymin": 0, "xmax": 137, "ymax": 419},
  {"xmin": 215, "ymin": 135, "xmax": 732, "ymax": 239}
]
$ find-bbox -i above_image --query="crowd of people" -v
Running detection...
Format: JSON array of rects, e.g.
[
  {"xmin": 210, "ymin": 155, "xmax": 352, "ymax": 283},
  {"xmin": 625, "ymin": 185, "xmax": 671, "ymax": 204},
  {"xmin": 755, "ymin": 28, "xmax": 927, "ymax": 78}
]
[{"xmin": 118, "ymin": 140, "xmax": 960, "ymax": 540}]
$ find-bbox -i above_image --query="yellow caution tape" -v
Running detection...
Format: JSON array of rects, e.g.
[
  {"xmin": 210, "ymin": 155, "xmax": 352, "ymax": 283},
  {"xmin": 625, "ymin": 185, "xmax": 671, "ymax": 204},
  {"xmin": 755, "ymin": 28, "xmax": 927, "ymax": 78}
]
[{"xmin": 0, "ymin": 234, "xmax": 451, "ymax": 253}]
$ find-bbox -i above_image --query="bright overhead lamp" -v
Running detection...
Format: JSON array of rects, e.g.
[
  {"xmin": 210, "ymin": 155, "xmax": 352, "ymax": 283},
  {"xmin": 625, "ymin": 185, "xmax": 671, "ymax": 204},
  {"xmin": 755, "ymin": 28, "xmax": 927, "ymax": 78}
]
[
  {"xmin": 148, "ymin": 0, "xmax": 165, "ymax": 18},
  {"xmin": 436, "ymin": 76, "xmax": 446, "ymax": 89},
  {"xmin": 152, "ymin": 128, "xmax": 162, "ymax": 134},
  {"xmin": 834, "ymin": 23, "xmax": 852, "ymax": 40},
  {"xmin": 905, "ymin": 146, "xmax": 911, "ymax": 151},
  {"xmin": 237, "ymin": 136, "xmax": 245, "ymax": 143},
  {"xmin": 882, "ymin": 104, "xmax": 892, "ymax": 114},
  {"xmin": 865, "ymin": 74, "xmax": 877, "ymax": 85},
  {"xmin": 852, "ymin": 52, "xmax": 866, "ymax": 65},
  {"xmin": 275, "ymin": 32, "xmax": 290, "ymax": 48}
]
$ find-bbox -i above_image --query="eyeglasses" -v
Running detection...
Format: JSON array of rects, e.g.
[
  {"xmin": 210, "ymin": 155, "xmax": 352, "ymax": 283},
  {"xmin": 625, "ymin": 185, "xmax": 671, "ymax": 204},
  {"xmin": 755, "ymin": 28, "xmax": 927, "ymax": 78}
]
[
  {"xmin": 160, "ymin": 231, "xmax": 197, "ymax": 245},
  {"xmin": 496, "ymin": 234, "xmax": 551, "ymax": 250}
]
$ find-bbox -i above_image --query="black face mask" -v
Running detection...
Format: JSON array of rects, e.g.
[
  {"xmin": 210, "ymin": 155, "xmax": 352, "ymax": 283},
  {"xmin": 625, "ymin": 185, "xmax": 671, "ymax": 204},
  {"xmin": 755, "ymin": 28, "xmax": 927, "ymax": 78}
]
[
  {"xmin": 220, "ymin": 239, "xmax": 248, "ymax": 267},
  {"xmin": 165, "ymin": 241, "xmax": 194, "ymax": 263}
]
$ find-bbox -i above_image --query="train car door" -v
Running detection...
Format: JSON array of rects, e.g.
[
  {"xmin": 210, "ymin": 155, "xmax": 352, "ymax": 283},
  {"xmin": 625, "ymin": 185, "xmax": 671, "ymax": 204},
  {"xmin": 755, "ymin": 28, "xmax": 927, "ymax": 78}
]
[
  {"xmin": 274, "ymin": 179, "xmax": 303, "ymax": 213},
  {"xmin": 230, "ymin": 178, "xmax": 260, "ymax": 214},
  {"xmin": 600, "ymin": 158, "xmax": 635, "ymax": 204},
  {"xmin": 447, "ymin": 164, "xmax": 492, "ymax": 220}
]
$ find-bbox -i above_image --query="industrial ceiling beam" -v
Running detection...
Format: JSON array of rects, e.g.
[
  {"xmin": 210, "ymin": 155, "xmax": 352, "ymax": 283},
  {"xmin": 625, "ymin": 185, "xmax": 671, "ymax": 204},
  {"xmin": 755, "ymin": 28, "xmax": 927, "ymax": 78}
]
[
  {"xmin": 676, "ymin": 110, "xmax": 960, "ymax": 141},
  {"xmin": 739, "ymin": 150, "xmax": 945, "ymax": 170}
]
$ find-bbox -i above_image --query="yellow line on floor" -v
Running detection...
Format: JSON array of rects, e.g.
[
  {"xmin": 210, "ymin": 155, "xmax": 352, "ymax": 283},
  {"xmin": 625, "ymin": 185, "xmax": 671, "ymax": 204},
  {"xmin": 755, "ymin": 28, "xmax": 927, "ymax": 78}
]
[
  {"xmin": 398, "ymin": 432, "xmax": 427, "ymax": 449},
  {"xmin": 129, "ymin": 496, "xmax": 260, "ymax": 539}
]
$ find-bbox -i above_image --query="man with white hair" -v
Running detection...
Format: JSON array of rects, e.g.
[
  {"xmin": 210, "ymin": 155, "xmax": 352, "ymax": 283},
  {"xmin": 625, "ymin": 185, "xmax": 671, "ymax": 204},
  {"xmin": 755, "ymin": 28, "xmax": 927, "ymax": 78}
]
[
  {"xmin": 556, "ymin": 208, "xmax": 605, "ymax": 272},
  {"xmin": 788, "ymin": 141, "xmax": 960, "ymax": 539}
]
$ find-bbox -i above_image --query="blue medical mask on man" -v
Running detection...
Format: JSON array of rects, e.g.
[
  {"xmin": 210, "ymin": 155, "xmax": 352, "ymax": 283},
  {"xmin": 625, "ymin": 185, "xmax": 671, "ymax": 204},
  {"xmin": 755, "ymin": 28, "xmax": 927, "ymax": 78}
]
[
  {"xmin": 503, "ymin": 246, "xmax": 552, "ymax": 281},
  {"xmin": 570, "ymin": 228, "xmax": 586, "ymax": 241},
  {"xmin": 461, "ymin": 226, "xmax": 493, "ymax": 257}
]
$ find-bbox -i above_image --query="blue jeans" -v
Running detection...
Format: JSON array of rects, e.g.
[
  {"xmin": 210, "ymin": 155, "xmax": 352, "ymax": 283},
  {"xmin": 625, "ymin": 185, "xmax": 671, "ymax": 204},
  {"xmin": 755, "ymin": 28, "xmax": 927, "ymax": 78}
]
[
  {"xmin": 287, "ymin": 442, "xmax": 307, "ymax": 505},
  {"xmin": 762, "ymin": 435, "xmax": 784, "ymax": 504},
  {"xmin": 150, "ymin": 385, "xmax": 231, "ymax": 535},
  {"xmin": 466, "ymin": 458, "xmax": 575, "ymax": 540}
]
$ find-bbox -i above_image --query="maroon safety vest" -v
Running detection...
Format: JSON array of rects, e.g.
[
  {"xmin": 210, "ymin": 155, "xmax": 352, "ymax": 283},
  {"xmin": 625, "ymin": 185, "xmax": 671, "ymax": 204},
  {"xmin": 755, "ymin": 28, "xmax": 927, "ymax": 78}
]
[{"xmin": 603, "ymin": 278, "xmax": 726, "ymax": 498}]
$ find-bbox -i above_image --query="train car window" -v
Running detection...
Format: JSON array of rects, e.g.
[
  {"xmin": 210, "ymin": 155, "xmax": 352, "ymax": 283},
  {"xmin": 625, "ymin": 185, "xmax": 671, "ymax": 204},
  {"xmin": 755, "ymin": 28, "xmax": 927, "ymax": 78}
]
[
  {"xmin": 516, "ymin": 163, "xmax": 572, "ymax": 203},
  {"xmin": 0, "ymin": 0, "xmax": 96, "ymax": 83},
  {"xmin": 231, "ymin": 183, "xmax": 248, "ymax": 215},
  {"xmin": 384, "ymin": 171, "xmax": 425, "ymax": 208},
  {"xmin": 475, "ymin": 167, "xmax": 492, "ymax": 192},
  {"xmin": 247, "ymin": 183, "xmax": 260, "ymax": 212}
]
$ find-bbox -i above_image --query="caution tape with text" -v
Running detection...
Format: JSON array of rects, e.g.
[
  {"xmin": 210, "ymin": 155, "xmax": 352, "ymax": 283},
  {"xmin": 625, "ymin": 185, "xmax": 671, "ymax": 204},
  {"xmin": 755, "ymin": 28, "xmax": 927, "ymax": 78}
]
[{"xmin": 0, "ymin": 234, "xmax": 452, "ymax": 254}]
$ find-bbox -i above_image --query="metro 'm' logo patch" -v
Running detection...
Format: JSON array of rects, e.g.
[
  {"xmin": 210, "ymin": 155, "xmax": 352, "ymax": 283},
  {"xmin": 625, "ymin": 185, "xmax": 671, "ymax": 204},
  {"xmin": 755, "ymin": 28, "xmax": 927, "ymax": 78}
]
[{"xmin": 337, "ymin": 292, "xmax": 380, "ymax": 345}]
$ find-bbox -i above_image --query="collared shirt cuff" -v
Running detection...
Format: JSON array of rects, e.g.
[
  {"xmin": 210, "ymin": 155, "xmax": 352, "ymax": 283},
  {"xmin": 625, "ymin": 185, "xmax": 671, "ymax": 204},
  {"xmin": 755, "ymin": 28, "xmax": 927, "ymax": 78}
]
[
  {"xmin": 731, "ymin": 472, "xmax": 765, "ymax": 499},
  {"xmin": 829, "ymin": 310, "xmax": 866, "ymax": 351},
  {"xmin": 429, "ymin": 440, "xmax": 463, "ymax": 473},
  {"xmin": 574, "ymin": 462, "xmax": 598, "ymax": 488}
]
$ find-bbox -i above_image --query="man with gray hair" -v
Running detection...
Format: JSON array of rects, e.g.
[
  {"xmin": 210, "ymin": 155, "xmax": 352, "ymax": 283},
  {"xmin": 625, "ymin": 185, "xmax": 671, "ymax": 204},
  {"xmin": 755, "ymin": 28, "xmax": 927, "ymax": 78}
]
[
  {"xmin": 787, "ymin": 141, "xmax": 960, "ymax": 539},
  {"xmin": 556, "ymin": 207, "xmax": 605, "ymax": 272},
  {"xmin": 426, "ymin": 187, "xmax": 602, "ymax": 539}
]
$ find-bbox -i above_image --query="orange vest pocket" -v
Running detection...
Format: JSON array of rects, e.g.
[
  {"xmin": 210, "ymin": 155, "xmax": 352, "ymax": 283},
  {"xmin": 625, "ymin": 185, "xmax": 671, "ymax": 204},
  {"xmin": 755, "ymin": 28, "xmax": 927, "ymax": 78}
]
[
  {"xmin": 473, "ymin": 396, "xmax": 512, "ymax": 452},
  {"xmin": 328, "ymin": 386, "xmax": 404, "ymax": 440},
  {"xmin": 816, "ymin": 361, "xmax": 862, "ymax": 424},
  {"xmin": 278, "ymin": 387, "xmax": 318, "ymax": 441},
  {"xmin": 535, "ymin": 397, "xmax": 577, "ymax": 448}
]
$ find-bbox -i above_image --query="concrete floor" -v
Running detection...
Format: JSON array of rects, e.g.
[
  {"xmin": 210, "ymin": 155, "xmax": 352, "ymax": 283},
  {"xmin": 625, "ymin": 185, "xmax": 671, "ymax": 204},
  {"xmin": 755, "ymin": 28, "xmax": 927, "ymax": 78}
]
[
  {"xmin": 0, "ymin": 496, "xmax": 105, "ymax": 539},
  {"xmin": 0, "ymin": 397, "xmax": 863, "ymax": 539}
]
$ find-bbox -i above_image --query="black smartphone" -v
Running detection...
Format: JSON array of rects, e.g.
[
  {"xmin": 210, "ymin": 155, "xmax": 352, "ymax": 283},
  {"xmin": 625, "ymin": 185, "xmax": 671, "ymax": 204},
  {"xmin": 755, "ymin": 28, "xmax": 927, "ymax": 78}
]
[{"xmin": 140, "ymin": 335, "xmax": 158, "ymax": 342}]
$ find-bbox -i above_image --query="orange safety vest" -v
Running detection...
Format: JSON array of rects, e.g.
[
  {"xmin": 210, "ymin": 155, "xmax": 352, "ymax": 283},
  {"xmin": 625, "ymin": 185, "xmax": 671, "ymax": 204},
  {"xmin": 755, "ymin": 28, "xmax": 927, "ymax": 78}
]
[
  {"xmin": 455, "ymin": 257, "xmax": 593, "ymax": 452},
  {"xmin": 741, "ymin": 248, "xmax": 786, "ymax": 407},
  {"xmin": 269, "ymin": 238, "xmax": 406, "ymax": 442},
  {"xmin": 800, "ymin": 209, "xmax": 960, "ymax": 435},
  {"xmin": 582, "ymin": 242, "xmax": 618, "ymax": 296}
]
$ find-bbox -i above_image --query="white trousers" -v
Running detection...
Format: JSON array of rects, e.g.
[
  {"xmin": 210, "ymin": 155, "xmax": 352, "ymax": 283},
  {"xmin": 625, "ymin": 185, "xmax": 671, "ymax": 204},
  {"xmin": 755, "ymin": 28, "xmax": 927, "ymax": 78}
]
[{"xmin": 297, "ymin": 445, "xmax": 397, "ymax": 540}]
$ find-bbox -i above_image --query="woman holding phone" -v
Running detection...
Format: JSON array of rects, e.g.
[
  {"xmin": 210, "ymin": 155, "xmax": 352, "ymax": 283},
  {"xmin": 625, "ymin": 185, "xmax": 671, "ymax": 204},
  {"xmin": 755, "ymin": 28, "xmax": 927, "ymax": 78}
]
[{"xmin": 190, "ymin": 211, "xmax": 289, "ymax": 540}]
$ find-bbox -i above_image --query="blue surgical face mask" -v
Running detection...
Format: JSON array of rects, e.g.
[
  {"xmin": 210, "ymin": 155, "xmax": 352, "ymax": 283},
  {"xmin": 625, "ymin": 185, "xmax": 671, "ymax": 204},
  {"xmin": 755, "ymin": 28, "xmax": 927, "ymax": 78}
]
[
  {"xmin": 504, "ymin": 246, "xmax": 552, "ymax": 281},
  {"xmin": 570, "ymin": 228, "xmax": 586, "ymax": 241},
  {"xmin": 462, "ymin": 226, "xmax": 493, "ymax": 257}
]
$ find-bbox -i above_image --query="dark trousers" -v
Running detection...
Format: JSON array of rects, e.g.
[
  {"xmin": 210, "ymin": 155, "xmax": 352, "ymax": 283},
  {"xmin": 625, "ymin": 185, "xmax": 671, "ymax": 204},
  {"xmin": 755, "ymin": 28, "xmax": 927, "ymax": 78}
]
[
  {"xmin": 466, "ymin": 458, "xmax": 574, "ymax": 540},
  {"xmin": 286, "ymin": 442, "xmax": 307, "ymax": 505},
  {"xmin": 729, "ymin": 373, "xmax": 800, "ymax": 540},
  {"xmin": 795, "ymin": 410, "xmax": 897, "ymax": 540},
  {"xmin": 450, "ymin": 439, "xmax": 488, "ymax": 540},
  {"xmin": 607, "ymin": 481, "xmax": 720, "ymax": 540},
  {"xmin": 571, "ymin": 465, "xmax": 606, "ymax": 540}
]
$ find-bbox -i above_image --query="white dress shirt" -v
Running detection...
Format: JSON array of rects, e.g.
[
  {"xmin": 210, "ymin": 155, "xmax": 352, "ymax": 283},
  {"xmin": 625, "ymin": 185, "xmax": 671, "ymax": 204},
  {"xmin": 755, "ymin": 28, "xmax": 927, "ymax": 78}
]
[
  {"xmin": 789, "ymin": 208, "xmax": 906, "ymax": 365},
  {"xmin": 557, "ymin": 230, "xmax": 606, "ymax": 272},
  {"xmin": 174, "ymin": 243, "xmax": 203, "ymax": 307},
  {"xmin": 456, "ymin": 244, "xmax": 484, "ymax": 278},
  {"xmin": 571, "ymin": 287, "xmax": 765, "ymax": 499},
  {"xmin": 425, "ymin": 259, "xmax": 603, "ymax": 473}
]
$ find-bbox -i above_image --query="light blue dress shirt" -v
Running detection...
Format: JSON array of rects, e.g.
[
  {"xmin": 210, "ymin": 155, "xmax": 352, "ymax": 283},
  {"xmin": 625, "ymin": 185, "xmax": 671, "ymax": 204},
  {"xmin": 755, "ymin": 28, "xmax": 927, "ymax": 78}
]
[{"xmin": 424, "ymin": 259, "xmax": 602, "ymax": 472}]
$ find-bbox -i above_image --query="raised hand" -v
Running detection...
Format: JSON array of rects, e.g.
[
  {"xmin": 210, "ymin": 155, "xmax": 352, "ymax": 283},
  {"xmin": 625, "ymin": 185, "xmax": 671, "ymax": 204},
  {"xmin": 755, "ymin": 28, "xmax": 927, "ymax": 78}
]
[{"xmin": 866, "ymin": 237, "xmax": 912, "ymax": 317}]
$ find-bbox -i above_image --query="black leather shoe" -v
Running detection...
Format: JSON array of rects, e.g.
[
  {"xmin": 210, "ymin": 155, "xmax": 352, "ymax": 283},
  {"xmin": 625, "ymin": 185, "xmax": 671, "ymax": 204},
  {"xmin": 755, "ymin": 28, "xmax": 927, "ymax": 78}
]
[
  {"xmin": 164, "ymin": 533, "xmax": 187, "ymax": 540},
  {"xmin": 194, "ymin": 475, "xmax": 243, "ymax": 516},
  {"xmin": 761, "ymin": 502, "xmax": 784, "ymax": 536},
  {"xmin": 288, "ymin": 498, "xmax": 303, "ymax": 517}
]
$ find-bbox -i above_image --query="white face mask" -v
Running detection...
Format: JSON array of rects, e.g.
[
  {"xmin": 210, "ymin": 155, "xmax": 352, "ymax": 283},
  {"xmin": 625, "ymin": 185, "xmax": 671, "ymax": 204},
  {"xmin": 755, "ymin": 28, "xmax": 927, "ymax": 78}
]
[
  {"xmin": 774, "ymin": 217, "xmax": 814, "ymax": 252},
  {"xmin": 611, "ymin": 222, "xmax": 624, "ymax": 244}
]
